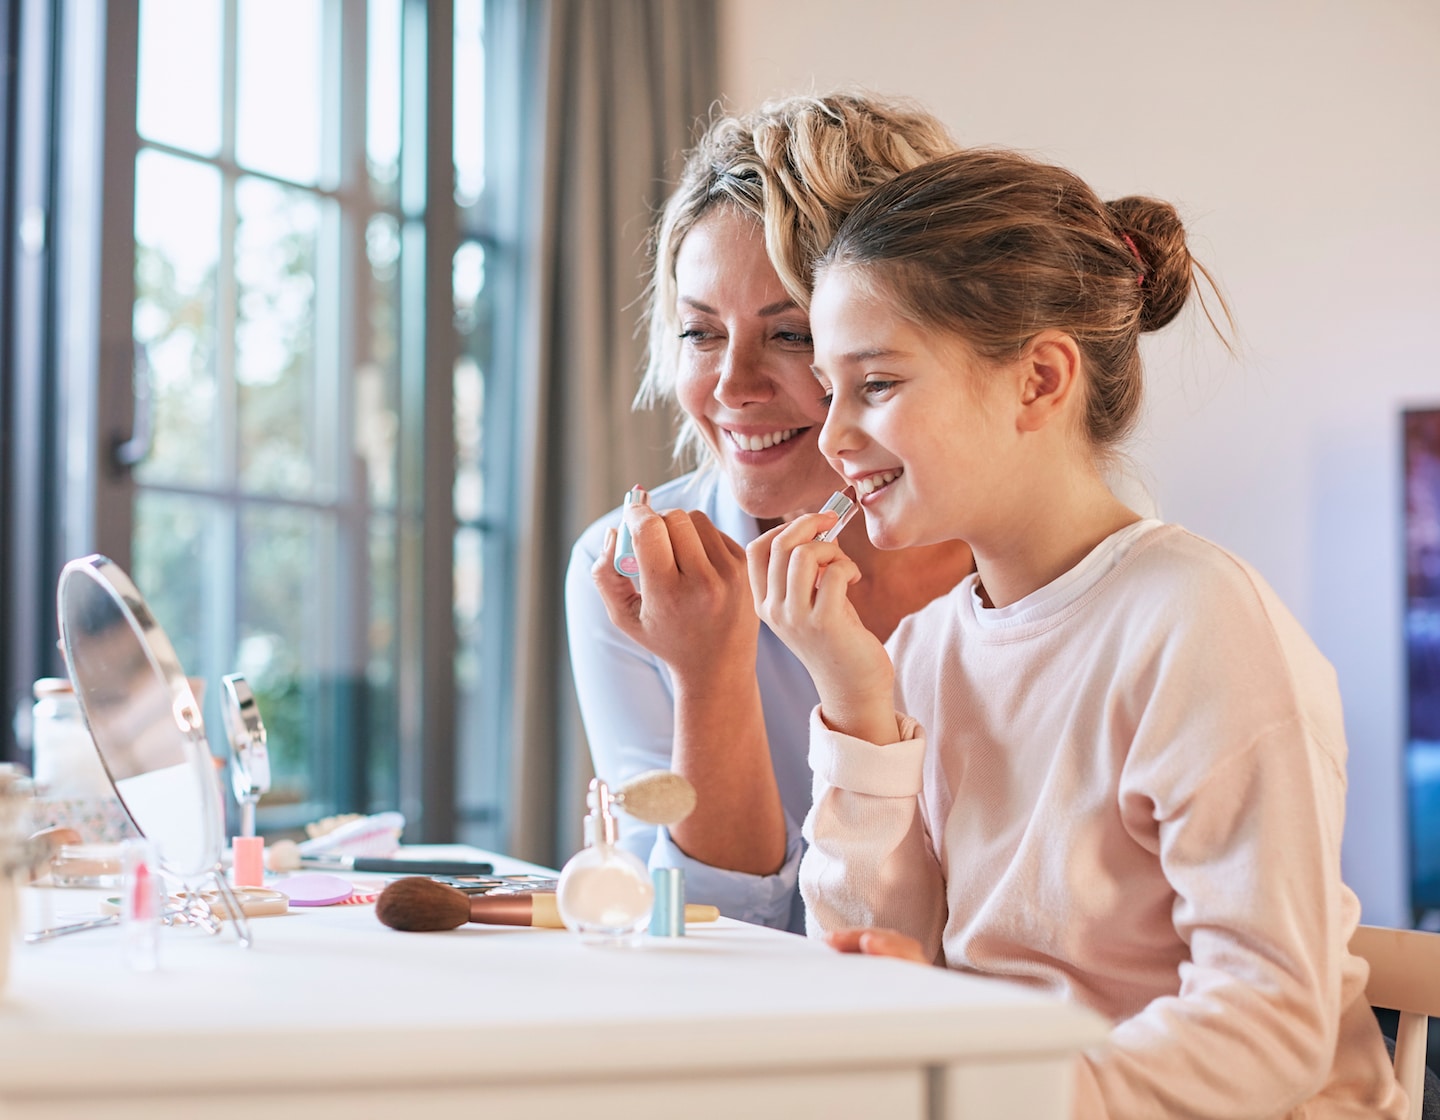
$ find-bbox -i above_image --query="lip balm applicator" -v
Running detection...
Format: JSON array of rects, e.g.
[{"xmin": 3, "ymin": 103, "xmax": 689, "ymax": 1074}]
[
  {"xmin": 812, "ymin": 487, "xmax": 858, "ymax": 543},
  {"xmin": 613, "ymin": 485, "xmax": 649, "ymax": 578}
]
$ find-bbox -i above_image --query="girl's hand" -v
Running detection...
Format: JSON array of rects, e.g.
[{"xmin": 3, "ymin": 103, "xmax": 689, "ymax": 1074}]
[
  {"xmin": 746, "ymin": 513, "xmax": 897, "ymax": 743},
  {"xmin": 592, "ymin": 501, "xmax": 758, "ymax": 683},
  {"xmin": 825, "ymin": 927, "xmax": 929, "ymax": 964}
]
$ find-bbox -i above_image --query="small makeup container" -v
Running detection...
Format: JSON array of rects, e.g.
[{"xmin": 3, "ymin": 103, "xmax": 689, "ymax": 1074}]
[
  {"xmin": 649, "ymin": 867, "xmax": 684, "ymax": 938},
  {"xmin": 556, "ymin": 778, "xmax": 654, "ymax": 943},
  {"xmin": 613, "ymin": 486, "xmax": 649, "ymax": 578},
  {"xmin": 230, "ymin": 836, "xmax": 265, "ymax": 888},
  {"xmin": 50, "ymin": 842, "xmax": 124, "ymax": 889}
]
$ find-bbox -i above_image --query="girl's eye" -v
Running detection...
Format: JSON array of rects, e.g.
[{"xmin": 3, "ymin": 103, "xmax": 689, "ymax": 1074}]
[{"xmin": 863, "ymin": 379, "xmax": 897, "ymax": 398}]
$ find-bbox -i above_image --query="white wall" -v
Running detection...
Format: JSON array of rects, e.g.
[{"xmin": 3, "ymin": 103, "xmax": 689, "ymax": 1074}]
[{"xmin": 718, "ymin": 0, "xmax": 1440, "ymax": 926}]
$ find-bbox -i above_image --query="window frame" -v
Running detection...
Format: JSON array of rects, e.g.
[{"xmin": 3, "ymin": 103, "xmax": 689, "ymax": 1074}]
[{"xmin": 2, "ymin": 0, "xmax": 525, "ymax": 850}]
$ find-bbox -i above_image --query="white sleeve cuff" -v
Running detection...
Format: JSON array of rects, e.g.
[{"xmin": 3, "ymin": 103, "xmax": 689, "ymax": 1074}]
[{"xmin": 807, "ymin": 705, "xmax": 925, "ymax": 797}]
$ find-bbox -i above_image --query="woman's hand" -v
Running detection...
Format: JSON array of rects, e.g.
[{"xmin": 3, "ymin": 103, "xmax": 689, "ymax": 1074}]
[
  {"xmin": 746, "ymin": 512, "xmax": 897, "ymax": 743},
  {"xmin": 592, "ymin": 498, "xmax": 758, "ymax": 685},
  {"xmin": 825, "ymin": 927, "xmax": 929, "ymax": 964}
]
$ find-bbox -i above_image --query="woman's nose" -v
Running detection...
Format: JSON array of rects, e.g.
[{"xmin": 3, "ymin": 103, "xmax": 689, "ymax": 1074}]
[{"xmin": 714, "ymin": 344, "xmax": 774, "ymax": 407}]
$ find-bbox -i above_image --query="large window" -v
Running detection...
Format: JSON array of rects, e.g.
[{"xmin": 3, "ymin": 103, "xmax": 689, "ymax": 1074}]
[{"xmin": 5, "ymin": 0, "xmax": 527, "ymax": 849}]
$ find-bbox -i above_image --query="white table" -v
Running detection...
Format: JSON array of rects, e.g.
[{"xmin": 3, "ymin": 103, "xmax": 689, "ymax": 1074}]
[{"xmin": 0, "ymin": 847, "xmax": 1105, "ymax": 1119}]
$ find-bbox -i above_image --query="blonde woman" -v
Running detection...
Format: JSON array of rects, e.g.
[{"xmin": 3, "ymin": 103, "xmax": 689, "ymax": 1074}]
[{"xmin": 564, "ymin": 93, "xmax": 974, "ymax": 931}]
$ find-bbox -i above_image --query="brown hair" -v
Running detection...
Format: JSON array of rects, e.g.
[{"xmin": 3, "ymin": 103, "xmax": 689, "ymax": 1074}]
[
  {"xmin": 818, "ymin": 148, "xmax": 1229, "ymax": 450},
  {"xmin": 638, "ymin": 91, "xmax": 957, "ymax": 465}
]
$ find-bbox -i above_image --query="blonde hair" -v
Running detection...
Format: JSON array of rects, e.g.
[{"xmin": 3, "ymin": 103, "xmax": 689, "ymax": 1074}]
[{"xmin": 638, "ymin": 91, "xmax": 956, "ymax": 466}]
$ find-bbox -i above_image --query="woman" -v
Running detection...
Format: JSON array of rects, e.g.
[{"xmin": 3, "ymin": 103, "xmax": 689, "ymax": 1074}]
[{"xmin": 564, "ymin": 92, "xmax": 974, "ymax": 931}]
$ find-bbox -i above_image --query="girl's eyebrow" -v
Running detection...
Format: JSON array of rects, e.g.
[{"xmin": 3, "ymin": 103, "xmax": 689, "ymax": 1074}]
[{"xmin": 839, "ymin": 346, "xmax": 906, "ymax": 364}]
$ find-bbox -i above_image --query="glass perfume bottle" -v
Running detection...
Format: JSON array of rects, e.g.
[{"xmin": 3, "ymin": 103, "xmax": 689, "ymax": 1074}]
[{"xmin": 556, "ymin": 778, "xmax": 654, "ymax": 942}]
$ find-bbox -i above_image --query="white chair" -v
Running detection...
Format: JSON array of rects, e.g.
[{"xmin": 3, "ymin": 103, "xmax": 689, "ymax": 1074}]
[{"xmin": 1350, "ymin": 923, "xmax": 1440, "ymax": 1120}]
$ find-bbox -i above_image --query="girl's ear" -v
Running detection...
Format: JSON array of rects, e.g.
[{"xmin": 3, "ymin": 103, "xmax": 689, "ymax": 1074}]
[{"xmin": 1015, "ymin": 331, "xmax": 1083, "ymax": 433}]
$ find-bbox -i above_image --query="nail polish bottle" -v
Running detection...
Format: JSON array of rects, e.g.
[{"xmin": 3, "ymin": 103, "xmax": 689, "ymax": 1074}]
[{"xmin": 556, "ymin": 778, "xmax": 654, "ymax": 943}]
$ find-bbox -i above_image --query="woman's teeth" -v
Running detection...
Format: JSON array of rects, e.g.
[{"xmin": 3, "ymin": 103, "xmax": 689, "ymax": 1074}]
[
  {"xmin": 726, "ymin": 428, "xmax": 800, "ymax": 452},
  {"xmin": 855, "ymin": 469, "xmax": 902, "ymax": 497}
]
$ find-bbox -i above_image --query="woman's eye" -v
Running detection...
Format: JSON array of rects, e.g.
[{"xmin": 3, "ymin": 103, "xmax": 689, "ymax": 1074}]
[
  {"xmin": 776, "ymin": 330, "xmax": 813, "ymax": 347},
  {"xmin": 678, "ymin": 328, "xmax": 716, "ymax": 345}
]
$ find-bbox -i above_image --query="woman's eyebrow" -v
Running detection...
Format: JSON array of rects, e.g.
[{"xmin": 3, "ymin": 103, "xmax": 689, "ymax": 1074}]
[{"xmin": 678, "ymin": 296, "xmax": 800, "ymax": 317}]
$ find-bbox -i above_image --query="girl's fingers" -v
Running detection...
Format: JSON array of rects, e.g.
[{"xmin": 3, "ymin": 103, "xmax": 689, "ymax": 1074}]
[{"xmin": 825, "ymin": 927, "xmax": 927, "ymax": 963}]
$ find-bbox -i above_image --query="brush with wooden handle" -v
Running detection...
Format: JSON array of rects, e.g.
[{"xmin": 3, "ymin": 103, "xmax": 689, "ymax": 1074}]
[{"xmin": 376, "ymin": 876, "xmax": 719, "ymax": 931}]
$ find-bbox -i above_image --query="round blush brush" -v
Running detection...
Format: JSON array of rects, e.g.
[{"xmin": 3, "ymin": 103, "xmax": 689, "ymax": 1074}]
[{"xmin": 375, "ymin": 876, "xmax": 719, "ymax": 932}]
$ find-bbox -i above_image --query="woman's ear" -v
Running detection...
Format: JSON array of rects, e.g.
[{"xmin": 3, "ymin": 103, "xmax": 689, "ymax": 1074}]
[{"xmin": 1015, "ymin": 330, "xmax": 1083, "ymax": 433}]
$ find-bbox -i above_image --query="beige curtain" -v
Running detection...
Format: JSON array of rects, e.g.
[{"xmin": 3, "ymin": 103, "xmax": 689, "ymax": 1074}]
[{"xmin": 507, "ymin": 0, "xmax": 719, "ymax": 867}]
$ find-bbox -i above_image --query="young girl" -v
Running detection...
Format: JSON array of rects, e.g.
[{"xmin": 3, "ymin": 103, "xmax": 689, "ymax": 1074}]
[{"xmin": 748, "ymin": 149, "xmax": 1407, "ymax": 1118}]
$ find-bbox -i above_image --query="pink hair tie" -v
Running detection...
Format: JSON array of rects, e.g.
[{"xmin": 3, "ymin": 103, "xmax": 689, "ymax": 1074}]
[{"xmin": 1121, "ymin": 233, "xmax": 1145, "ymax": 287}]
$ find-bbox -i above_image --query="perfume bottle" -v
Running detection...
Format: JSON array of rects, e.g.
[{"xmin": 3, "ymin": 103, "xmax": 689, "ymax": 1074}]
[{"xmin": 556, "ymin": 778, "xmax": 654, "ymax": 941}]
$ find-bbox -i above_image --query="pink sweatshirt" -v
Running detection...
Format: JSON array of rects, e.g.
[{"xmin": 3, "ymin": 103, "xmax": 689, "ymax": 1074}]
[{"xmin": 801, "ymin": 523, "xmax": 1406, "ymax": 1119}]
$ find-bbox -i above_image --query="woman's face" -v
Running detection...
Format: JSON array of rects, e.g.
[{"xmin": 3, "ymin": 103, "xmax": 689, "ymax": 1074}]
[{"xmin": 672, "ymin": 207, "xmax": 842, "ymax": 523}]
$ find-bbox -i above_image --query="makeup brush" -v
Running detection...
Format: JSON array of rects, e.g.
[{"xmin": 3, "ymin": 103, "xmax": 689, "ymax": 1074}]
[
  {"xmin": 613, "ymin": 769, "xmax": 696, "ymax": 826},
  {"xmin": 375, "ymin": 876, "xmax": 719, "ymax": 932}
]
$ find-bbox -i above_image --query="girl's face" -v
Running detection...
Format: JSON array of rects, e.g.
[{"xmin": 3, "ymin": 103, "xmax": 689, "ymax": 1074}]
[
  {"xmin": 809, "ymin": 266, "xmax": 1022, "ymax": 551},
  {"xmin": 672, "ymin": 207, "xmax": 842, "ymax": 523}
]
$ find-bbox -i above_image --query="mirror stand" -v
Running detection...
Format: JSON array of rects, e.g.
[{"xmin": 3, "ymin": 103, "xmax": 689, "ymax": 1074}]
[{"xmin": 166, "ymin": 870, "xmax": 253, "ymax": 947}]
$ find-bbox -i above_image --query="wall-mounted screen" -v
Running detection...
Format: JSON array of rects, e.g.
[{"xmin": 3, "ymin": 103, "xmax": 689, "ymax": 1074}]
[{"xmin": 1405, "ymin": 408, "xmax": 1440, "ymax": 920}]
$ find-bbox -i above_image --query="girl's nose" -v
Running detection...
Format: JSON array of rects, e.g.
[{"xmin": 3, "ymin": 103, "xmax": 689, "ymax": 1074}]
[{"xmin": 818, "ymin": 398, "xmax": 859, "ymax": 462}]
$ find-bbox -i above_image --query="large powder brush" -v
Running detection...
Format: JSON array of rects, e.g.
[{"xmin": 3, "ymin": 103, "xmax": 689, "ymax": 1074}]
[
  {"xmin": 375, "ymin": 877, "xmax": 718, "ymax": 932},
  {"xmin": 609, "ymin": 769, "xmax": 696, "ymax": 827}
]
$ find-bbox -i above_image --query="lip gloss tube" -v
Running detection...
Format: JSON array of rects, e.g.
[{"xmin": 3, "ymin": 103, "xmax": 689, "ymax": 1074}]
[
  {"xmin": 812, "ymin": 488, "xmax": 858, "ymax": 543},
  {"xmin": 614, "ymin": 485, "xmax": 649, "ymax": 578},
  {"xmin": 121, "ymin": 837, "xmax": 161, "ymax": 972}
]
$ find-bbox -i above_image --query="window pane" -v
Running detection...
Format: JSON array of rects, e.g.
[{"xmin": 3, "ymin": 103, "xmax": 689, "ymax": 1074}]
[
  {"xmin": 236, "ymin": 0, "xmax": 323, "ymax": 185},
  {"xmin": 360, "ymin": 213, "xmax": 401, "ymax": 507},
  {"xmin": 368, "ymin": 0, "xmax": 402, "ymax": 205},
  {"xmin": 453, "ymin": 0, "xmax": 485, "ymax": 207},
  {"xmin": 133, "ymin": 150, "xmax": 221, "ymax": 488},
  {"xmin": 453, "ymin": 524, "xmax": 483, "ymax": 692},
  {"xmin": 236, "ymin": 503, "xmax": 329, "ymax": 810},
  {"xmin": 130, "ymin": 491, "xmax": 222, "ymax": 680},
  {"xmin": 137, "ymin": 0, "xmax": 222, "ymax": 156},
  {"xmin": 453, "ymin": 240, "xmax": 486, "ymax": 522},
  {"xmin": 235, "ymin": 177, "xmax": 322, "ymax": 498}
]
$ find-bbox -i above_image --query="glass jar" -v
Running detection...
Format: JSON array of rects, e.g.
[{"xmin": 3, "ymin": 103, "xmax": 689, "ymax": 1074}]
[{"xmin": 30, "ymin": 678, "xmax": 136, "ymax": 845}]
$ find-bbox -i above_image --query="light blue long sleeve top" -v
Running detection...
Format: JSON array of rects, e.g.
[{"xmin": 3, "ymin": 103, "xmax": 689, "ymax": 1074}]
[{"xmin": 564, "ymin": 470, "xmax": 816, "ymax": 932}]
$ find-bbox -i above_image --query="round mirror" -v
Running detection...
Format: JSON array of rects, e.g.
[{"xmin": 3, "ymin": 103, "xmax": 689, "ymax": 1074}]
[{"xmin": 56, "ymin": 555, "xmax": 223, "ymax": 883}]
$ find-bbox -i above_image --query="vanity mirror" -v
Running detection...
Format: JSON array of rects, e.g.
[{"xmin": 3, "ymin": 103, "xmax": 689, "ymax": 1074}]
[
  {"xmin": 56, "ymin": 554, "xmax": 251, "ymax": 946},
  {"xmin": 221, "ymin": 673, "xmax": 270, "ymax": 839}
]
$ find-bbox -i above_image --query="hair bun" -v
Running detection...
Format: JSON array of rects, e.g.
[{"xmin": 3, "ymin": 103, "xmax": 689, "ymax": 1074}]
[{"xmin": 1107, "ymin": 197, "xmax": 1192, "ymax": 333}]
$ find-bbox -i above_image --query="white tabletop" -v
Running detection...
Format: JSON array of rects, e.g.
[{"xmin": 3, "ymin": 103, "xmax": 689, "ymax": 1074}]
[{"xmin": 0, "ymin": 846, "xmax": 1106, "ymax": 1118}]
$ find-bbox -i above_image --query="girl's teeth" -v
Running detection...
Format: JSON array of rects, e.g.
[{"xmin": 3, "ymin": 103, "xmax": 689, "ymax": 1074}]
[
  {"xmin": 855, "ymin": 469, "xmax": 902, "ymax": 497},
  {"xmin": 729, "ymin": 428, "xmax": 799, "ymax": 452}
]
